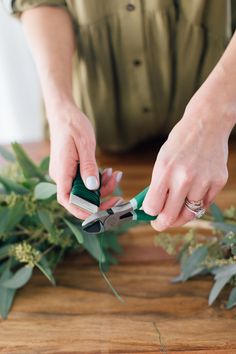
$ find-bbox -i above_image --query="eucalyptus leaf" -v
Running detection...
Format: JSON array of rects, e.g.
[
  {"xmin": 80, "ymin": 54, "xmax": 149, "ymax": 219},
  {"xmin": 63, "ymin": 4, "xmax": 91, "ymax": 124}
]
[
  {"xmin": 209, "ymin": 277, "xmax": 230, "ymax": 306},
  {"xmin": 0, "ymin": 176, "xmax": 28, "ymax": 194},
  {"xmin": 39, "ymin": 156, "xmax": 50, "ymax": 173},
  {"xmin": 36, "ymin": 256, "xmax": 55, "ymax": 285},
  {"xmin": 83, "ymin": 233, "xmax": 105, "ymax": 262},
  {"xmin": 11, "ymin": 143, "xmax": 44, "ymax": 179},
  {"xmin": 0, "ymin": 202, "xmax": 26, "ymax": 234},
  {"xmin": 0, "ymin": 208, "xmax": 9, "ymax": 234},
  {"xmin": 226, "ymin": 287, "xmax": 236, "ymax": 309},
  {"xmin": 171, "ymin": 267, "xmax": 207, "ymax": 283},
  {"xmin": 0, "ymin": 267, "xmax": 16, "ymax": 319},
  {"xmin": 38, "ymin": 209, "xmax": 54, "ymax": 234},
  {"xmin": 210, "ymin": 203, "xmax": 225, "ymax": 222},
  {"xmin": 34, "ymin": 182, "xmax": 57, "ymax": 200},
  {"xmin": 5, "ymin": 201, "xmax": 25, "ymax": 232},
  {"xmin": 211, "ymin": 221, "xmax": 236, "ymax": 234},
  {"xmin": 0, "ymin": 146, "xmax": 15, "ymax": 162},
  {"xmin": 182, "ymin": 246, "xmax": 208, "ymax": 281},
  {"xmin": 211, "ymin": 264, "xmax": 236, "ymax": 280},
  {"xmin": 0, "ymin": 244, "xmax": 12, "ymax": 261},
  {"xmin": 101, "ymin": 232, "xmax": 122, "ymax": 254},
  {"xmin": 3, "ymin": 266, "xmax": 33, "ymax": 289},
  {"xmin": 64, "ymin": 219, "xmax": 83, "ymax": 244}
]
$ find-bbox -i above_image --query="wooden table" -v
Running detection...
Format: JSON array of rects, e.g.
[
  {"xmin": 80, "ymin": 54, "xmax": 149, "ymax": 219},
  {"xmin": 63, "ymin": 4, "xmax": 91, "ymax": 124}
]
[{"xmin": 0, "ymin": 140, "xmax": 236, "ymax": 354}]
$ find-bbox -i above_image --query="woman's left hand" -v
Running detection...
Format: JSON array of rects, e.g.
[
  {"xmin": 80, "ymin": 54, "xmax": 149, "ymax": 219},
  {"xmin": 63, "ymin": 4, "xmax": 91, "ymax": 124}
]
[{"xmin": 143, "ymin": 87, "xmax": 234, "ymax": 231}]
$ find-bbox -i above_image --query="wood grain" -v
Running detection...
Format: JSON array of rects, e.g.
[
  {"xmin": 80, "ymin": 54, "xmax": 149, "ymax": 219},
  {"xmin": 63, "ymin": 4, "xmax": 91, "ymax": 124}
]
[{"xmin": 0, "ymin": 140, "xmax": 236, "ymax": 354}]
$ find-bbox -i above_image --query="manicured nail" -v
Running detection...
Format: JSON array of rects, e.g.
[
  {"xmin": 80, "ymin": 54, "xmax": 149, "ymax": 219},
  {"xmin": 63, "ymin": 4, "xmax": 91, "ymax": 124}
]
[
  {"xmin": 85, "ymin": 176, "xmax": 99, "ymax": 190},
  {"xmin": 116, "ymin": 171, "xmax": 123, "ymax": 183},
  {"xmin": 104, "ymin": 168, "xmax": 112, "ymax": 177}
]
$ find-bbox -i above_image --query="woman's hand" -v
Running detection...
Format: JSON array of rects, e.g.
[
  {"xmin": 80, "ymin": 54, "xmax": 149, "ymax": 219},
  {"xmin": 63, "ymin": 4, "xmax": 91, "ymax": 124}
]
[
  {"xmin": 143, "ymin": 86, "xmax": 235, "ymax": 231},
  {"xmin": 49, "ymin": 102, "xmax": 123, "ymax": 219}
]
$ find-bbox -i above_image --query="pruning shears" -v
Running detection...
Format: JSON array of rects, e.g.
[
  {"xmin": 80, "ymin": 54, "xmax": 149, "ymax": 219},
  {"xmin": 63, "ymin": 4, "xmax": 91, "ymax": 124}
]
[{"xmin": 82, "ymin": 187, "xmax": 156, "ymax": 234}]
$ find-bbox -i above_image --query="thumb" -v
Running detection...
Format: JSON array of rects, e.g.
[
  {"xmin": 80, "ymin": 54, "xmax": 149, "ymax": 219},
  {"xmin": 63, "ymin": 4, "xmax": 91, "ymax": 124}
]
[{"xmin": 79, "ymin": 143, "xmax": 99, "ymax": 190}]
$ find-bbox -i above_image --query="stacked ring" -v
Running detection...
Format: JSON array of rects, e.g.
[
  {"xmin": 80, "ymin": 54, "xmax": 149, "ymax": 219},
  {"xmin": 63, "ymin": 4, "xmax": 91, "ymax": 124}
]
[{"xmin": 184, "ymin": 198, "xmax": 205, "ymax": 218}]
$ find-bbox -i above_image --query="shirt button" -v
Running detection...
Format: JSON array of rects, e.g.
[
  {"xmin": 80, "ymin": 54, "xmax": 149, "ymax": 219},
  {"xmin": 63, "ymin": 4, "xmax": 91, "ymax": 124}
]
[
  {"xmin": 133, "ymin": 59, "xmax": 142, "ymax": 66},
  {"xmin": 126, "ymin": 3, "xmax": 135, "ymax": 11},
  {"xmin": 142, "ymin": 107, "xmax": 151, "ymax": 113}
]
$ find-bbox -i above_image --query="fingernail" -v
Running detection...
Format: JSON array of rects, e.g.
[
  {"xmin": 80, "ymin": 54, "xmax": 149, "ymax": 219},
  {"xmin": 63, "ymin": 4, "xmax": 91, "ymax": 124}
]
[
  {"xmin": 85, "ymin": 176, "xmax": 99, "ymax": 190},
  {"xmin": 104, "ymin": 168, "xmax": 112, "ymax": 177},
  {"xmin": 116, "ymin": 171, "xmax": 123, "ymax": 183}
]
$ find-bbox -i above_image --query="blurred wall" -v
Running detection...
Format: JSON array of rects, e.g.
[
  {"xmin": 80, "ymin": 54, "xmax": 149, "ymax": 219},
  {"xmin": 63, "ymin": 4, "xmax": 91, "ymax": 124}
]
[{"xmin": 0, "ymin": 3, "xmax": 44, "ymax": 144}]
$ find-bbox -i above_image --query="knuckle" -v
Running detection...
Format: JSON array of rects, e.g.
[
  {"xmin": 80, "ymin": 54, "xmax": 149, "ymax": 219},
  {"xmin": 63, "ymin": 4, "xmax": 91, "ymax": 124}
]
[
  {"xmin": 143, "ymin": 202, "xmax": 159, "ymax": 216},
  {"xmin": 160, "ymin": 214, "xmax": 176, "ymax": 227},
  {"xmin": 213, "ymin": 173, "xmax": 228, "ymax": 189},
  {"xmin": 197, "ymin": 178, "xmax": 209, "ymax": 191},
  {"xmin": 79, "ymin": 135, "xmax": 96, "ymax": 150},
  {"xmin": 81, "ymin": 159, "xmax": 97, "ymax": 173},
  {"xmin": 178, "ymin": 167, "xmax": 193, "ymax": 187}
]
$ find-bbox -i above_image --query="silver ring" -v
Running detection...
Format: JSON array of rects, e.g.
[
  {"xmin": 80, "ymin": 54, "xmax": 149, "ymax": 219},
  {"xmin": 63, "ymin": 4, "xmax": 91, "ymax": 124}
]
[{"xmin": 184, "ymin": 198, "xmax": 205, "ymax": 218}]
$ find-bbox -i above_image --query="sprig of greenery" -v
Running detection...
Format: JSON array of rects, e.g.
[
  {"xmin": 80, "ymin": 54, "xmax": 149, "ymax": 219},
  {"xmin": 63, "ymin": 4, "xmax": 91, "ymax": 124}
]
[
  {"xmin": 0, "ymin": 144, "xmax": 128, "ymax": 319},
  {"xmin": 155, "ymin": 205, "xmax": 236, "ymax": 309}
]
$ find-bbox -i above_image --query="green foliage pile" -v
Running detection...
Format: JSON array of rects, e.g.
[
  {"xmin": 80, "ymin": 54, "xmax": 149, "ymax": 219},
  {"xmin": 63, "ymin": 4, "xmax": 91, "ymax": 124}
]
[
  {"xmin": 0, "ymin": 144, "xmax": 125, "ymax": 319},
  {"xmin": 155, "ymin": 204, "xmax": 236, "ymax": 309}
]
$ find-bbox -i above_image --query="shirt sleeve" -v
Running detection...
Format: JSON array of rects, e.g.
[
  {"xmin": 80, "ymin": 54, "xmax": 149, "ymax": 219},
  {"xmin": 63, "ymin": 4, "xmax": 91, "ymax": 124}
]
[{"xmin": 2, "ymin": 0, "xmax": 67, "ymax": 16}]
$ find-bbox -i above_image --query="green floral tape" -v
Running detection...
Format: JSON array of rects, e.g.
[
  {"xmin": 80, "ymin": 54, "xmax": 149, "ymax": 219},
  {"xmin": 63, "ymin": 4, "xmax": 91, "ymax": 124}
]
[{"xmin": 69, "ymin": 164, "xmax": 101, "ymax": 213}]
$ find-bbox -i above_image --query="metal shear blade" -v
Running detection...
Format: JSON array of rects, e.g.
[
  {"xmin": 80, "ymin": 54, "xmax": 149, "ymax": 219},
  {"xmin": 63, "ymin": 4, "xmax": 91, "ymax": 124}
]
[{"xmin": 82, "ymin": 202, "xmax": 134, "ymax": 234}]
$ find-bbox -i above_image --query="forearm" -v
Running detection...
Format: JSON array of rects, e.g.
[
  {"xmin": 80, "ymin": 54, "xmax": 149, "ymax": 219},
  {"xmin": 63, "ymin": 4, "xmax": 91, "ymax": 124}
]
[
  {"xmin": 190, "ymin": 33, "xmax": 236, "ymax": 133},
  {"xmin": 21, "ymin": 6, "xmax": 75, "ymax": 118}
]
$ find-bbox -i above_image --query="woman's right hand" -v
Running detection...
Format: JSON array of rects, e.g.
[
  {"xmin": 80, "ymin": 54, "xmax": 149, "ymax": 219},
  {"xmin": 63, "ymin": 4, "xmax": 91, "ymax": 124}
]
[{"xmin": 48, "ymin": 102, "xmax": 123, "ymax": 219}]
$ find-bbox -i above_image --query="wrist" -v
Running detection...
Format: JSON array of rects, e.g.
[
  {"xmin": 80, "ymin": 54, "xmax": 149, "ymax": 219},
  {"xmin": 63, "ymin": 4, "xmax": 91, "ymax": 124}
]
[
  {"xmin": 45, "ymin": 94, "xmax": 78, "ymax": 124},
  {"xmin": 186, "ymin": 68, "xmax": 236, "ymax": 138}
]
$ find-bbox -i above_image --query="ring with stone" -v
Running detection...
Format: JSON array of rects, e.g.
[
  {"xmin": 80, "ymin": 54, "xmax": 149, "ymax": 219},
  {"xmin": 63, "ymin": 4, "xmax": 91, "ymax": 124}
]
[{"xmin": 184, "ymin": 198, "xmax": 205, "ymax": 218}]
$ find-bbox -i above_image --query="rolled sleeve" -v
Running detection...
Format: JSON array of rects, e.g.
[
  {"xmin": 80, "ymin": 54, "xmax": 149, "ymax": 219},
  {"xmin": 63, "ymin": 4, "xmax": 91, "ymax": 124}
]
[{"xmin": 3, "ymin": 0, "xmax": 67, "ymax": 16}]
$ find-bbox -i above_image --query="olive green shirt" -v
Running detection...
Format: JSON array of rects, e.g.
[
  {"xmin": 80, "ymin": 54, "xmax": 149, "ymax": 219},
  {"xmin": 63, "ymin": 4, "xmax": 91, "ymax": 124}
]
[{"xmin": 4, "ymin": 0, "xmax": 234, "ymax": 151}]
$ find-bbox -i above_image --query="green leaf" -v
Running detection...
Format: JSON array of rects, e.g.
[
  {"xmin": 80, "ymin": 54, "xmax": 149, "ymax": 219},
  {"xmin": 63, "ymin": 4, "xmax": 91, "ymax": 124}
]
[
  {"xmin": 212, "ymin": 264, "xmax": 236, "ymax": 280},
  {"xmin": 36, "ymin": 256, "xmax": 55, "ymax": 285},
  {"xmin": 171, "ymin": 267, "xmax": 208, "ymax": 283},
  {"xmin": 5, "ymin": 201, "xmax": 25, "ymax": 232},
  {"xmin": 0, "ymin": 202, "xmax": 25, "ymax": 234},
  {"xmin": 209, "ymin": 277, "xmax": 230, "ymax": 306},
  {"xmin": 37, "ymin": 209, "xmax": 54, "ymax": 234},
  {"xmin": 3, "ymin": 266, "xmax": 33, "ymax": 289},
  {"xmin": 182, "ymin": 246, "xmax": 208, "ymax": 281},
  {"xmin": 34, "ymin": 182, "xmax": 57, "ymax": 200},
  {"xmin": 83, "ymin": 233, "xmax": 105, "ymax": 262},
  {"xmin": 211, "ymin": 221, "xmax": 236, "ymax": 234},
  {"xmin": 209, "ymin": 264, "xmax": 236, "ymax": 305},
  {"xmin": 63, "ymin": 219, "xmax": 83, "ymax": 244},
  {"xmin": 0, "ymin": 267, "xmax": 16, "ymax": 319},
  {"xmin": 0, "ymin": 209, "xmax": 9, "ymax": 234},
  {"xmin": 227, "ymin": 287, "xmax": 236, "ymax": 309},
  {"xmin": 101, "ymin": 232, "xmax": 122, "ymax": 254},
  {"xmin": 0, "ymin": 244, "xmax": 12, "ymax": 261},
  {"xmin": 39, "ymin": 156, "xmax": 50, "ymax": 173},
  {"xmin": 11, "ymin": 143, "xmax": 44, "ymax": 179},
  {"xmin": 210, "ymin": 203, "xmax": 225, "ymax": 222},
  {"xmin": 0, "ymin": 146, "xmax": 15, "ymax": 162},
  {"xmin": 0, "ymin": 175, "xmax": 28, "ymax": 194}
]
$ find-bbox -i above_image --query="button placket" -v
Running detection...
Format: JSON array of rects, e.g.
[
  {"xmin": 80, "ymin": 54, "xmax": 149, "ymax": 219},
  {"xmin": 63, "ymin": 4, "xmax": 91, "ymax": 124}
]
[{"xmin": 120, "ymin": 1, "xmax": 153, "ymax": 135}]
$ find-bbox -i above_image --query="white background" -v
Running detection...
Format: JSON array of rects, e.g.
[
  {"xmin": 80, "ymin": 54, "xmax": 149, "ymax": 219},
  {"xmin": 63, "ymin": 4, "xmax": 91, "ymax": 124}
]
[{"xmin": 0, "ymin": 3, "xmax": 44, "ymax": 144}]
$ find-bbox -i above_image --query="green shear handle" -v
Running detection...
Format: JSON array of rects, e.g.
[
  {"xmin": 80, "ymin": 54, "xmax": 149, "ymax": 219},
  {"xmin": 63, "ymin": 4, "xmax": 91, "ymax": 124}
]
[{"xmin": 130, "ymin": 186, "xmax": 157, "ymax": 221}]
